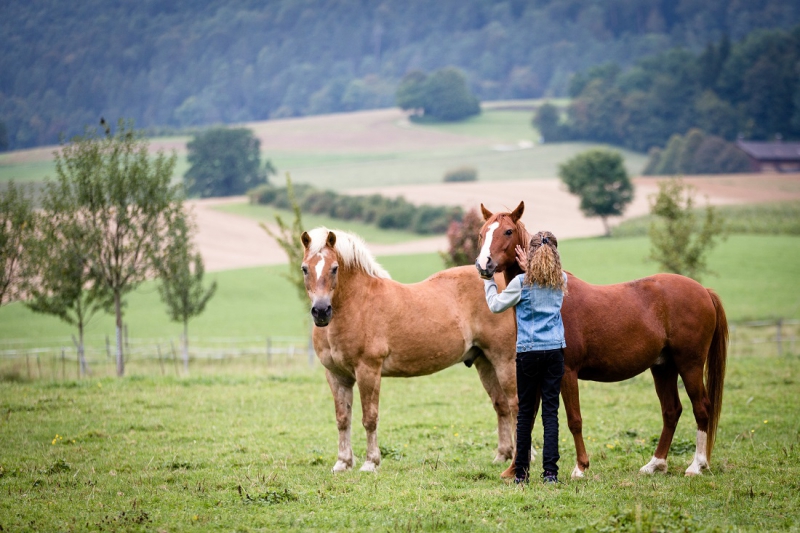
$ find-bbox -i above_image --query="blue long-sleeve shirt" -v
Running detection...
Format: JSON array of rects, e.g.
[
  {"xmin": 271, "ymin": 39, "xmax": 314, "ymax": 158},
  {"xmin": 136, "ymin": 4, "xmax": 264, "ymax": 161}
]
[{"xmin": 484, "ymin": 273, "xmax": 567, "ymax": 352}]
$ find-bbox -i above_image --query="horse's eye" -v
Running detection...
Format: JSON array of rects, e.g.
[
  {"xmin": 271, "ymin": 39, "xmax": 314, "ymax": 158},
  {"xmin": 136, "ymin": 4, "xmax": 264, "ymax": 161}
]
[
  {"xmin": 301, "ymin": 265, "xmax": 308, "ymax": 275},
  {"xmin": 504, "ymin": 229, "xmax": 513, "ymax": 236},
  {"xmin": 331, "ymin": 265, "xmax": 339, "ymax": 275}
]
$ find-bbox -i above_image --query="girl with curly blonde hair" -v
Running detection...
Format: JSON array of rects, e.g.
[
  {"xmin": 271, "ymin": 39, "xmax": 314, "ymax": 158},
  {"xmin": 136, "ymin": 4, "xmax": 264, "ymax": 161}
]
[{"xmin": 483, "ymin": 230, "xmax": 567, "ymax": 484}]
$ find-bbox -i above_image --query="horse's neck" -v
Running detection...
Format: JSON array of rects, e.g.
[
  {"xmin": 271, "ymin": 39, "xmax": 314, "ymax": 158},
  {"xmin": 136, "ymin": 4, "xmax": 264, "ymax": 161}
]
[{"xmin": 332, "ymin": 267, "xmax": 381, "ymax": 309}]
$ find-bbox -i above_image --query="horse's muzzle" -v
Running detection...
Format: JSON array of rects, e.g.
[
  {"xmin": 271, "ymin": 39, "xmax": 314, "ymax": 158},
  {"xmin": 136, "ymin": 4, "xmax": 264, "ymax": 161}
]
[
  {"xmin": 311, "ymin": 301, "xmax": 333, "ymax": 327},
  {"xmin": 475, "ymin": 258, "xmax": 495, "ymax": 280}
]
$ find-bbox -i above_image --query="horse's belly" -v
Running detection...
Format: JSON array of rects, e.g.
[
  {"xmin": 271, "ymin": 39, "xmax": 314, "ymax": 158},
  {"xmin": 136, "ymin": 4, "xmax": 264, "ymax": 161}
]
[{"xmin": 380, "ymin": 346, "xmax": 467, "ymax": 378}]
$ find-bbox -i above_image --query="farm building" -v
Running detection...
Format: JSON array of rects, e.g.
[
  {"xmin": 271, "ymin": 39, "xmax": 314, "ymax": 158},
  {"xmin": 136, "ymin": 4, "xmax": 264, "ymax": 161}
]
[{"xmin": 735, "ymin": 140, "xmax": 800, "ymax": 172}]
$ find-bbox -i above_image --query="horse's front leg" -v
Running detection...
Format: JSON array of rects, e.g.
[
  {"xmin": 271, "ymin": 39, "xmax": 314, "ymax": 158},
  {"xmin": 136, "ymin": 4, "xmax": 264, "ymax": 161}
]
[
  {"xmin": 561, "ymin": 368, "xmax": 590, "ymax": 479},
  {"xmin": 473, "ymin": 356, "xmax": 516, "ymax": 463},
  {"xmin": 355, "ymin": 363, "xmax": 383, "ymax": 472},
  {"xmin": 325, "ymin": 369, "xmax": 356, "ymax": 472}
]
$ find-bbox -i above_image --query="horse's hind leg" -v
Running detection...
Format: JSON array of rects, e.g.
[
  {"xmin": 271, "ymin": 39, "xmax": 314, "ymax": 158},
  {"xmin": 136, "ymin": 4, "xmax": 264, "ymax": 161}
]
[
  {"xmin": 678, "ymin": 363, "xmax": 712, "ymax": 476},
  {"xmin": 325, "ymin": 370, "xmax": 356, "ymax": 473},
  {"xmin": 640, "ymin": 361, "xmax": 682, "ymax": 474},
  {"xmin": 473, "ymin": 355, "xmax": 516, "ymax": 464},
  {"xmin": 355, "ymin": 363, "xmax": 383, "ymax": 472},
  {"xmin": 561, "ymin": 369, "xmax": 590, "ymax": 479}
]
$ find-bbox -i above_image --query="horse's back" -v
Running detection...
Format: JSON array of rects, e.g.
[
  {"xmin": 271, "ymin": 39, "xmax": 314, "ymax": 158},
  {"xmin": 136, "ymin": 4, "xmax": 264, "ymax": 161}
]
[{"xmin": 565, "ymin": 272, "xmax": 717, "ymax": 381}]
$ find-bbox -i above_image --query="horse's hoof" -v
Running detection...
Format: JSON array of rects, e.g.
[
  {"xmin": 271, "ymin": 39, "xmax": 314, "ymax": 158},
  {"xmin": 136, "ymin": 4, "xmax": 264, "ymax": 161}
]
[
  {"xmin": 684, "ymin": 461, "xmax": 707, "ymax": 476},
  {"xmin": 332, "ymin": 460, "xmax": 352, "ymax": 473},
  {"xmin": 639, "ymin": 457, "xmax": 668, "ymax": 475},
  {"xmin": 360, "ymin": 461, "xmax": 378, "ymax": 472},
  {"xmin": 571, "ymin": 465, "xmax": 586, "ymax": 479},
  {"xmin": 493, "ymin": 452, "xmax": 512, "ymax": 463}
]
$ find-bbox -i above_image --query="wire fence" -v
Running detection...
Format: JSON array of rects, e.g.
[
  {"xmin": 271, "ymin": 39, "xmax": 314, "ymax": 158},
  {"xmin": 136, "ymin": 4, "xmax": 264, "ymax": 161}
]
[{"xmin": 0, "ymin": 319, "xmax": 797, "ymax": 382}]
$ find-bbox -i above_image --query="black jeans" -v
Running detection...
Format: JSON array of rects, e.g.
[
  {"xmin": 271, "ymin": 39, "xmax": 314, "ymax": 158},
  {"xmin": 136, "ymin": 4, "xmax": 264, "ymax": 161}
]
[{"xmin": 514, "ymin": 348, "xmax": 564, "ymax": 479}]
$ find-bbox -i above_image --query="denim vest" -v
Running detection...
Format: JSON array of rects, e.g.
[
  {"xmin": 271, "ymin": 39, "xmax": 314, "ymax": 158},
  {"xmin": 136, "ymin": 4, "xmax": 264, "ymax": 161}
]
[{"xmin": 514, "ymin": 273, "xmax": 566, "ymax": 352}]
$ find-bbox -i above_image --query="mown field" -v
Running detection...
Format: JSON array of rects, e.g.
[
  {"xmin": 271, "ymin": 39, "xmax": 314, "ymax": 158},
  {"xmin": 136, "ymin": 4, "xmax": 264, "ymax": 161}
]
[
  {"xmin": 0, "ymin": 107, "xmax": 648, "ymax": 191},
  {"xmin": 1, "ymin": 351, "xmax": 798, "ymax": 532}
]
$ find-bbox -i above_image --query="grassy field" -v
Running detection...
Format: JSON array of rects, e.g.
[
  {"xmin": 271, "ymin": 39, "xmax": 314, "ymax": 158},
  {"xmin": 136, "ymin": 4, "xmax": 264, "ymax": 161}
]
[
  {"xmin": 0, "ymin": 353, "xmax": 798, "ymax": 531},
  {"xmin": 613, "ymin": 201, "xmax": 800, "ymax": 238},
  {"xmin": 0, "ymin": 107, "xmax": 648, "ymax": 191},
  {"xmin": 1, "ymin": 235, "xmax": 798, "ymax": 353}
]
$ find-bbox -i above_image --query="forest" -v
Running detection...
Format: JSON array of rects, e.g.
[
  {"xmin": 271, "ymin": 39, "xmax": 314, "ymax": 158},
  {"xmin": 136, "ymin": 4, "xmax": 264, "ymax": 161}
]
[
  {"xmin": 540, "ymin": 25, "xmax": 800, "ymax": 151},
  {"xmin": 3, "ymin": 0, "xmax": 800, "ymax": 150}
]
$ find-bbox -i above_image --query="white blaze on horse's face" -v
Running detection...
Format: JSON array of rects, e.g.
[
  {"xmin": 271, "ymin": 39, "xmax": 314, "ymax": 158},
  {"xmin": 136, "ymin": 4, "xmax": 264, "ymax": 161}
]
[
  {"xmin": 302, "ymin": 248, "xmax": 339, "ymax": 327},
  {"xmin": 477, "ymin": 221, "xmax": 499, "ymax": 271}
]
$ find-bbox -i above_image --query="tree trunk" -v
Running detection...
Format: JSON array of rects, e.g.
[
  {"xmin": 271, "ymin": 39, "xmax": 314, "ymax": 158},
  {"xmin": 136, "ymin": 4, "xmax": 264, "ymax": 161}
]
[
  {"xmin": 183, "ymin": 320, "xmax": 189, "ymax": 374},
  {"xmin": 115, "ymin": 290, "xmax": 124, "ymax": 377},
  {"xmin": 601, "ymin": 216, "xmax": 611, "ymax": 237},
  {"xmin": 78, "ymin": 322, "xmax": 88, "ymax": 377}
]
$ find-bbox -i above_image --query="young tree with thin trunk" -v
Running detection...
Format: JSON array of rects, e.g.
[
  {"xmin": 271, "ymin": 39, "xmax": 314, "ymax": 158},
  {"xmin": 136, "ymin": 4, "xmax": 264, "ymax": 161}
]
[
  {"xmin": 558, "ymin": 149, "xmax": 634, "ymax": 237},
  {"xmin": 156, "ymin": 214, "xmax": 217, "ymax": 374},
  {"xmin": 649, "ymin": 179, "xmax": 725, "ymax": 281},
  {"xmin": 0, "ymin": 181, "xmax": 35, "ymax": 306},
  {"xmin": 54, "ymin": 119, "xmax": 183, "ymax": 376},
  {"xmin": 24, "ymin": 212, "xmax": 111, "ymax": 376},
  {"xmin": 260, "ymin": 176, "xmax": 306, "ymax": 302}
]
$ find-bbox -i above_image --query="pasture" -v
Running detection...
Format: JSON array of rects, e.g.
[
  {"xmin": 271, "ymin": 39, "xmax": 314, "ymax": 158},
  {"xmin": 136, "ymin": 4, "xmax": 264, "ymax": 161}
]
[
  {"xmin": 0, "ymin": 353, "xmax": 798, "ymax": 531},
  {"xmin": 0, "ymin": 107, "xmax": 648, "ymax": 191}
]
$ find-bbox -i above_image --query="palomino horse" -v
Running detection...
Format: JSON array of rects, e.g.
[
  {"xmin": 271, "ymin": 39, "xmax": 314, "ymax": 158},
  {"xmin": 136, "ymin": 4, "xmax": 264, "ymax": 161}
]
[
  {"xmin": 475, "ymin": 202, "xmax": 728, "ymax": 478},
  {"xmin": 300, "ymin": 227, "xmax": 518, "ymax": 472}
]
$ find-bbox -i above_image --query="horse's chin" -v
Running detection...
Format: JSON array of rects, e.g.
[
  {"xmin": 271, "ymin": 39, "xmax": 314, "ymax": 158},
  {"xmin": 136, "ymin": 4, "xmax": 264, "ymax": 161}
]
[{"xmin": 475, "ymin": 262, "xmax": 496, "ymax": 280}]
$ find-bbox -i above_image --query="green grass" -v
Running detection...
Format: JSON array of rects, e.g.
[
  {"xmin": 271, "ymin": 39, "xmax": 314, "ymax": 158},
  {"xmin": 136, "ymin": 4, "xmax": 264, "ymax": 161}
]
[
  {"xmin": 410, "ymin": 110, "xmax": 539, "ymax": 142},
  {"xmin": 0, "ymin": 354, "xmax": 798, "ymax": 531},
  {"xmin": 214, "ymin": 203, "xmax": 423, "ymax": 244},
  {"xmin": 2, "ymin": 236, "xmax": 797, "ymax": 354},
  {"xmin": 613, "ymin": 201, "xmax": 800, "ymax": 238}
]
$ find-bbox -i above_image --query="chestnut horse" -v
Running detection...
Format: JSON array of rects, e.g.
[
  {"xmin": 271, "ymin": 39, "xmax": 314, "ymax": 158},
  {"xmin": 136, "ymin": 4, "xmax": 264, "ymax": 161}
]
[
  {"xmin": 475, "ymin": 202, "xmax": 728, "ymax": 478},
  {"xmin": 300, "ymin": 227, "xmax": 518, "ymax": 472}
]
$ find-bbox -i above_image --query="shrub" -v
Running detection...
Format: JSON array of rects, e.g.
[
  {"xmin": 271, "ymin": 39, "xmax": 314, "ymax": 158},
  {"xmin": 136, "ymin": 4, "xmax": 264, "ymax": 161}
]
[{"xmin": 443, "ymin": 166, "xmax": 478, "ymax": 183}]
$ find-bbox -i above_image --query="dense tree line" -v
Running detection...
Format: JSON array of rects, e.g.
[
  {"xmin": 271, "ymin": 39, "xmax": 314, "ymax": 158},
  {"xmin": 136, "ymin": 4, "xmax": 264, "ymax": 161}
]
[
  {"xmin": 536, "ymin": 25, "xmax": 800, "ymax": 151},
  {"xmin": 3, "ymin": 0, "xmax": 800, "ymax": 150},
  {"xmin": 249, "ymin": 184, "xmax": 462, "ymax": 235},
  {"xmin": 642, "ymin": 129, "xmax": 751, "ymax": 175}
]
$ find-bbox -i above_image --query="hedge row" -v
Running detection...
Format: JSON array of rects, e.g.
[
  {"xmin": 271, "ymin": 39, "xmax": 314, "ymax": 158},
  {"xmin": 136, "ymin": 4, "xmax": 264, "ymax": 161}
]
[{"xmin": 248, "ymin": 184, "xmax": 463, "ymax": 235}]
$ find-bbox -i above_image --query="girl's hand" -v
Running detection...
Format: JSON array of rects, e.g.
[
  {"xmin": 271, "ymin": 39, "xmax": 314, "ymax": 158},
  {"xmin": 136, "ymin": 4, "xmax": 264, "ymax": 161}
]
[{"xmin": 515, "ymin": 245, "xmax": 527, "ymax": 268}]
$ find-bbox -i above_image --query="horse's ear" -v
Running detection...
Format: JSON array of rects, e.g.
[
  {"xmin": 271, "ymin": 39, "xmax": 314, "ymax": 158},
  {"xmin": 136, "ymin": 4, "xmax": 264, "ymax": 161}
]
[
  {"xmin": 509, "ymin": 201, "xmax": 524, "ymax": 223},
  {"xmin": 326, "ymin": 231, "xmax": 336, "ymax": 248},
  {"xmin": 480, "ymin": 203, "xmax": 493, "ymax": 221},
  {"xmin": 301, "ymin": 231, "xmax": 311, "ymax": 249}
]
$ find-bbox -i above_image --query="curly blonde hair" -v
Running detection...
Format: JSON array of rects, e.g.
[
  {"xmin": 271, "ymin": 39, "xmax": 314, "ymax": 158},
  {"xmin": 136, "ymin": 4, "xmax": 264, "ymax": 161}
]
[{"xmin": 524, "ymin": 231, "xmax": 567, "ymax": 293}]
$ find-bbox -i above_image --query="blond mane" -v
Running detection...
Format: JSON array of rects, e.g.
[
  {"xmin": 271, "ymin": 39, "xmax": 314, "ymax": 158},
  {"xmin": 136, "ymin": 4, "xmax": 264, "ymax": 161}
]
[{"xmin": 306, "ymin": 227, "xmax": 391, "ymax": 279}]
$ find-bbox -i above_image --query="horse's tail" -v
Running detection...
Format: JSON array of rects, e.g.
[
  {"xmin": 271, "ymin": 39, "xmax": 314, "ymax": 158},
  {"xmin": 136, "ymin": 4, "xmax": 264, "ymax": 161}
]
[{"xmin": 705, "ymin": 289, "xmax": 728, "ymax": 461}]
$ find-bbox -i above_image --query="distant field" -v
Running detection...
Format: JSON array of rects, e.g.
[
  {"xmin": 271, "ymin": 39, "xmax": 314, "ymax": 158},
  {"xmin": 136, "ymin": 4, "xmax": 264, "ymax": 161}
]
[
  {"xmin": 0, "ymin": 106, "xmax": 648, "ymax": 190},
  {"xmin": 2, "ymin": 236, "xmax": 797, "ymax": 352}
]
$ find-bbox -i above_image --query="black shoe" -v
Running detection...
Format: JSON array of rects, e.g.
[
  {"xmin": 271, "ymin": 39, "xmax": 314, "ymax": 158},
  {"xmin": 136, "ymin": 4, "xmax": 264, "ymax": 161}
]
[
  {"xmin": 513, "ymin": 476, "xmax": 528, "ymax": 485},
  {"xmin": 542, "ymin": 470, "xmax": 558, "ymax": 484}
]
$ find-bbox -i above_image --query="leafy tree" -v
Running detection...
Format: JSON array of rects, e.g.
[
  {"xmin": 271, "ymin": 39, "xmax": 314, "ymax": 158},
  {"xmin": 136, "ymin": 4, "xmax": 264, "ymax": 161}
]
[
  {"xmin": 643, "ymin": 129, "xmax": 751, "ymax": 175},
  {"xmin": 443, "ymin": 166, "xmax": 478, "ymax": 182},
  {"xmin": 396, "ymin": 67, "xmax": 480, "ymax": 122},
  {"xmin": 441, "ymin": 208, "xmax": 484, "ymax": 268},
  {"xmin": 422, "ymin": 67, "xmax": 481, "ymax": 121},
  {"xmin": 533, "ymin": 102, "xmax": 571, "ymax": 142},
  {"xmin": 53, "ymin": 119, "xmax": 184, "ymax": 376},
  {"xmin": 0, "ymin": 181, "xmax": 35, "ymax": 305},
  {"xmin": 558, "ymin": 150, "xmax": 634, "ymax": 236},
  {"xmin": 648, "ymin": 179, "xmax": 725, "ymax": 281},
  {"xmin": 24, "ymin": 200, "xmax": 110, "ymax": 377},
  {"xmin": 156, "ymin": 214, "xmax": 217, "ymax": 374},
  {"xmin": 0, "ymin": 121, "xmax": 9, "ymax": 152},
  {"xmin": 260, "ymin": 176, "xmax": 306, "ymax": 302},
  {"xmin": 185, "ymin": 128, "xmax": 275, "ymax": 198}
]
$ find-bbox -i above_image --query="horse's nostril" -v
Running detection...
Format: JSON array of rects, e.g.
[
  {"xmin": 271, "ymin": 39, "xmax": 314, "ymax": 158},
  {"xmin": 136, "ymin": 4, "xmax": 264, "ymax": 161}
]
[{"xmin": 326, "ymin": 305, "xmax": 332, "ymax": 316}]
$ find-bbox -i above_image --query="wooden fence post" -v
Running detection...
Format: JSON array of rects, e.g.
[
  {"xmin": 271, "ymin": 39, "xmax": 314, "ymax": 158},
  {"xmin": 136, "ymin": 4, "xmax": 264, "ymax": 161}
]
[
  {"xmin": 776, "ymin": 319, "xmax": 783, "ymax": 357},
  {"xmin": 157, "ymin": 345, "xmax": 165, "ymax": 376},
  {"xmin": 25, "ymin": 350, "xmax": 31, "ymax": 380},
  {"xmin": 266, "ymin": 337, "xmax": 272, "ymax": 366},
  {"xmin": 61, "ymin": 348, "xmax": 65, "ymax": 381}
]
